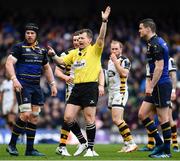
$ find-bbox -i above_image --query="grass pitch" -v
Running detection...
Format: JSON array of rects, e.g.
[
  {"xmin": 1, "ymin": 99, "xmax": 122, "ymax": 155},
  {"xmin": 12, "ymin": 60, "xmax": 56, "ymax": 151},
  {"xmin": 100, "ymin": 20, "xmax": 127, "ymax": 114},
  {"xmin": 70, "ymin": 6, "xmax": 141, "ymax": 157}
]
[{"xmin": 0, "ymin": 144, "xmax": 179, "ymax": 160}]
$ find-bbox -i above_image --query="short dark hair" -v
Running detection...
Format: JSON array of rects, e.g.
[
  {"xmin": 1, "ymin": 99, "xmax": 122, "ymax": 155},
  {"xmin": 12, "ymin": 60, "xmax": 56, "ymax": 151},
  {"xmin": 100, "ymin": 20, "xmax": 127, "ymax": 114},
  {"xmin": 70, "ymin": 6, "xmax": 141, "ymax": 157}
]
[
  {"xmin": 79, "ymin": 29, "xmax": 93, "ymax": 39},
  {"xmin": 72, "ymin": 30, "xmax": 80, "ymax": 37},
  {"xmin": 140, "ymin": 18, "xmax": 156, "ymax": 33}
]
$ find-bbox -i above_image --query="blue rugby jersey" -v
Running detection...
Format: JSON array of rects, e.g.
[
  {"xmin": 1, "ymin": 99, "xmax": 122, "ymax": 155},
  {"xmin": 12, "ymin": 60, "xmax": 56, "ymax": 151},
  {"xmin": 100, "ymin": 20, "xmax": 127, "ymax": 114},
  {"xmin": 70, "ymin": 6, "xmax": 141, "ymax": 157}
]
[
  {"xmin": 146, "ymin": 35, "xmax": 170, "ymax": 84},
  {"xmin": 10, "ymin": 41, "xmax": 48, "ymax": 85}
]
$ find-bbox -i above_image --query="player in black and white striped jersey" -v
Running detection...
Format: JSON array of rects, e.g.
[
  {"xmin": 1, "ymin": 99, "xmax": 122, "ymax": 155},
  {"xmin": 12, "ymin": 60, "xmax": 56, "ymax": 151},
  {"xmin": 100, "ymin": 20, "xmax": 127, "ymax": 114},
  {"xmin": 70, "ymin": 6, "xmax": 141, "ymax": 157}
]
[{"xmin": 107, "ymin": 40, "xmax": 137, "ymax": 153}]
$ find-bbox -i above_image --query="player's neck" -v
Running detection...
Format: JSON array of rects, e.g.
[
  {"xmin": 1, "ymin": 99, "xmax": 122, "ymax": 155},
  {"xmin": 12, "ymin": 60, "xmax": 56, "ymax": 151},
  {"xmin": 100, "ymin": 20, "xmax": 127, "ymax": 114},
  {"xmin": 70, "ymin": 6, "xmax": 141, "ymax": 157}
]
[{"xmin": 146, "ymin": 33, "xmax": 156, "ymax": 41}]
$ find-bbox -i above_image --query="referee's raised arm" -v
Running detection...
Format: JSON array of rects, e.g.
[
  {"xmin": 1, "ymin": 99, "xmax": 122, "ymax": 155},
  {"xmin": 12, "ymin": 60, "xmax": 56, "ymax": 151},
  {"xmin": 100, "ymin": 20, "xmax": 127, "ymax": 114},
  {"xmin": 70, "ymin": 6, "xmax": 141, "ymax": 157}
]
[{"xmin": 96, "ymin": 6, "xmax": 111, "ymax": 47}]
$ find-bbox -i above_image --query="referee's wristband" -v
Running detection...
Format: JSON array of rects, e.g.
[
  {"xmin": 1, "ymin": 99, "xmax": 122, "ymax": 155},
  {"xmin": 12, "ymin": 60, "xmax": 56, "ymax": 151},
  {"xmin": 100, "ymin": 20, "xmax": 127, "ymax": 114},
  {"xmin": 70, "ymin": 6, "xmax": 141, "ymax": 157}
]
[
  {"xmin": 52, "ymin": 54, "xmax": 59, "ymax": 60},
  {"xmin": 99, "ymin": 84, "xmax": 104, "ymax": 87},
  {"xmin": 102, "ymin": 19, "xmax": 108, "ymax": 23}
]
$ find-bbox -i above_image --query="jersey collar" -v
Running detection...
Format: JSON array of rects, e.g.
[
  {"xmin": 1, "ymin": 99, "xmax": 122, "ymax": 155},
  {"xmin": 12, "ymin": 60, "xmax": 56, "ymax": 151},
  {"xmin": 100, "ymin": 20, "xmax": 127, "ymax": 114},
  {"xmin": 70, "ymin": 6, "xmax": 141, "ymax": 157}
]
[
  {"xmin": 78, "ymin": 44, "xmax": 90, "ymax": 56},
  {"xmin": 23, "ymin": 41, "xmax": 39, "ymax": 50},
  {"xmin": 147, "ymin": 34, "xmax": 157, "ymax": 43}
]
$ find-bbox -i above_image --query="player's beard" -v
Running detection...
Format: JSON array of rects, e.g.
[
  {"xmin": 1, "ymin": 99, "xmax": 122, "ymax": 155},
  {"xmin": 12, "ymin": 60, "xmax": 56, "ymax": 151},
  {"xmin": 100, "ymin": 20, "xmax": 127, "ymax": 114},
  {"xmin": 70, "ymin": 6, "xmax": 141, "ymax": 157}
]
[{"xmin": 27, "ymin": 38, "xmax": 36, "ymax": 45}]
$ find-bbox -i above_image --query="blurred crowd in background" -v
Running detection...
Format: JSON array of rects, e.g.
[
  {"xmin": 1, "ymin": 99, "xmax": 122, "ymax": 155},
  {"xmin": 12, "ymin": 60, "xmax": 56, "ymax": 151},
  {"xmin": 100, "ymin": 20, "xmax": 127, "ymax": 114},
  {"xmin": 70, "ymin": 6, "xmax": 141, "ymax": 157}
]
[{"xmin": 0, "ymin": 11, "xmax": 180, "ymax": 131}]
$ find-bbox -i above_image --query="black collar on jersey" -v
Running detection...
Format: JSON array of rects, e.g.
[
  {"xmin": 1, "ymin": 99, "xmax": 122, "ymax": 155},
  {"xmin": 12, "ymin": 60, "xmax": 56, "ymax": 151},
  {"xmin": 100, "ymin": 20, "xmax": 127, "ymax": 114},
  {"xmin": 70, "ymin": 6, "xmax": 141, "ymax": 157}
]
[
  {"xmin": 78, "ymin": 47, "xmax": 88, "ymax": 56},
  {"xmin": 117, "ymin": 54, "xmax": 122, "ymax": 59},
  {"xmin": 147, "ymin": 34, "xmax": 157, "ymax": 43}
]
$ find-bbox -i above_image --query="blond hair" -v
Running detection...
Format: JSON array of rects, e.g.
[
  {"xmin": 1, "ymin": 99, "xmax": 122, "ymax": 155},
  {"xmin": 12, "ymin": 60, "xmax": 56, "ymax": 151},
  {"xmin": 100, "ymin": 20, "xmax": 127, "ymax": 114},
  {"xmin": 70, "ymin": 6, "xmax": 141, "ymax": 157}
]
[{"xmin": 111, "ymin": 40, "xmax": 123, "ymax": 48}]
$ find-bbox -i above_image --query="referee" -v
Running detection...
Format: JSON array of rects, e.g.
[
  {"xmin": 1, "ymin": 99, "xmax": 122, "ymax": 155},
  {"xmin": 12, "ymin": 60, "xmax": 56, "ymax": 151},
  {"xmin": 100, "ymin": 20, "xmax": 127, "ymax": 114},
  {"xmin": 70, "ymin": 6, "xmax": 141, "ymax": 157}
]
[{"xmin": 48, "ymin": 6, "xmax": 110, "ymax": 157}]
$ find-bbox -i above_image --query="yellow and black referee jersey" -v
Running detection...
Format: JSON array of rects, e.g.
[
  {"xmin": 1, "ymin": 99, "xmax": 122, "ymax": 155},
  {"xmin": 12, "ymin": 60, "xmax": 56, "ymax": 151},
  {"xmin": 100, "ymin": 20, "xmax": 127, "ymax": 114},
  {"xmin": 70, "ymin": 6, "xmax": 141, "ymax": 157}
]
[{"xmin": 61, "ymin": 42, "xmax": 103, "ymax": 84}]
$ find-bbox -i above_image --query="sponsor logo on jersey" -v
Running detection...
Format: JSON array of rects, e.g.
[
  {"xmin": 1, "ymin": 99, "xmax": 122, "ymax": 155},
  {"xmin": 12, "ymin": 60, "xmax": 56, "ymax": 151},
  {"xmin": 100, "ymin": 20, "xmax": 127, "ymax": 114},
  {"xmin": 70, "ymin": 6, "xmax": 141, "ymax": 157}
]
[
  {"xmin": 108, "ymin": 70, "xmax": 116, "ymax": 77},
  {"xmin": 26, "ymin": 48, "xmax": 31, "ymax": 52},
  {"xmin": 73, "ymin": 60, "xmax": 86, "ymax": 69}
]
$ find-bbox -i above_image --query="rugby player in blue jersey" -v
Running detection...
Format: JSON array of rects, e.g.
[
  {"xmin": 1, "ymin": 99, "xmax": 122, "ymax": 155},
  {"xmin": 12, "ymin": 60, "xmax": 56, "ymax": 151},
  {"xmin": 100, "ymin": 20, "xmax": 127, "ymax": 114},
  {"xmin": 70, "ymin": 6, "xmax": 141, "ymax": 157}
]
[
  {"xmin": 5, "ymin": 23, "xmax": 57, "ymax": 156},
  {"xmin": 138, "ymin": 19, "xmax": 172, "ymax": 158}
]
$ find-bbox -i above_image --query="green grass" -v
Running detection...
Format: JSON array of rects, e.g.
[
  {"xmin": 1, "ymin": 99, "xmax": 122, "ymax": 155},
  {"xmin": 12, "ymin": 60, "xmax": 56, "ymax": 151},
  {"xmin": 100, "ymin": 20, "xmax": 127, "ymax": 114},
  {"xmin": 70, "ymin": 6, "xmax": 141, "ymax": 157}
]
[{"xmin": 0, "ymin": 144, "xmax": 179, "ymax": 160}]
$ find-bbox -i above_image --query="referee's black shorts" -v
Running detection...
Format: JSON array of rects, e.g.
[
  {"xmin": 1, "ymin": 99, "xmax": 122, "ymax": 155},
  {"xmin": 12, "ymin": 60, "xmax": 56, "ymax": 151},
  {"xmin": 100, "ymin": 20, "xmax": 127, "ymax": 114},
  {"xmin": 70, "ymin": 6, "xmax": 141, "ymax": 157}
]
[{"xmin": 67, "ymin": 82, "xmax": 98, "ymax": 108}]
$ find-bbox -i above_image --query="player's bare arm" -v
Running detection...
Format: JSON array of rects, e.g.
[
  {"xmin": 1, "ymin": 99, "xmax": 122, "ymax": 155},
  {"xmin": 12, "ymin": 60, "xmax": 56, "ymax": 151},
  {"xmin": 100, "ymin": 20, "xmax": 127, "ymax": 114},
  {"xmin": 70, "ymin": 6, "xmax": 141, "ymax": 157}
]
[
  {"xmin": 5, "ymin": 55, "xmax": 22, "ymax": 92},
  {"xmin": 43, "ymin": 63, "xmax": 57, "ymax": 96},
  {"xmin": 151, "ymin": 60, "xmax": 164, "ymax": 88},
  {"xmin": 98, "ymin": 68, "xmax": 105, "ymax": 96},
  {"xmin": 54, "ymin": 66, "xmax": 73, "ymax": 84},
  {"xmin": 169, "ymin": 71, "xmax": 177, "ymax": 101},
  {"xmin": 145, "ymin": 77, "xmax": 152, "ymax": 96}
]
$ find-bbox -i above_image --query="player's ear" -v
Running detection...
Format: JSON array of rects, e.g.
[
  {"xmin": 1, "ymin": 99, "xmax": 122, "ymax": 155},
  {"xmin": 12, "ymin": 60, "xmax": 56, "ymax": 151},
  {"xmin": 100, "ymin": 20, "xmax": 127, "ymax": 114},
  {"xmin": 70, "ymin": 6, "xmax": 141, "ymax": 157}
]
[
  {"xmin": 147, "ymin": 26, "xmax": 152, "ymax": 33},
  {"xmin": 88, "ymin": 38, "xmax": 92, "ymax": 43}
]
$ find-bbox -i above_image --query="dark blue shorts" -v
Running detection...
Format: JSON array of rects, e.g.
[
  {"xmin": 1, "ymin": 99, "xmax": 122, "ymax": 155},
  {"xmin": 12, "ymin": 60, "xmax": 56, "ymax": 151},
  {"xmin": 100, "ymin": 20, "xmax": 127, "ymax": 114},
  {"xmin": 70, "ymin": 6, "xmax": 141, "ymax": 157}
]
[
  {"xmin": 144, "ymin": 82, "xmax": 172, "ymax": 108},
  {"xmin": 16, "ymin": 84, "xmax": 44, "ymax": 106}
]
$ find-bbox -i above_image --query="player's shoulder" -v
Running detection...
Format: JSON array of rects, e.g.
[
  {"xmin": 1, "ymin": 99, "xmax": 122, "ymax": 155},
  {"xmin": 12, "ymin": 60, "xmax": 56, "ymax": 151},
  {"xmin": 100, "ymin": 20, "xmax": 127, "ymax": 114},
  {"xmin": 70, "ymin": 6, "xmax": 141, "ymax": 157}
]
[
  {"xmin": 67, "ymin": 47, "xmax": 75, "ymax": 52},
  {"xmin": 169, "ymin": 57, "xmax": 176, "ymax": 70},
  {"xmin": 37, "ymin": 43, "xmax": 47, "ymax": 51},
  {"xmin": 65, "ymin": 47, "xmax": 77, "ymax": 54},
  {"xmin": 57, "ymin": 48, "xmax": 76, "ymax": 57},
  {"xmin": 119, "ymin": 55, "xmax": 130, "ymax": 62},
  {"xmin": 151, "ymin": 35, "xmax": 167, "ymax": 47},
  {"xmin": 10, "ymin": 42, "xmax": 23, "ymax": 54},
  {"xmin": 149, "ymin": 35, "xmax": 159, "ymax": 47},
  {"xmin": 119, "ymin": 55, "xmax": 131, "ymax": 69},
  {"xmin": 13, "ymin": 41, "xmax": 24, "ymax": 48},
  {"xmin": 150, "ymin": 37, "xmax": 165, "ymax": 53},
  {"xmin": 58, "ymin": 52, "xmax": 66, "ymax": 57},
  {"xmin": 68, "ymin": 48, "xmax": 78, "ymax": 54},
  {"xmin": 92, "ymin": 42, "xmax": 102, "ymax": 49},
  {"xmin": 66, "ymin": 47, "xmax": 77, "ymax": 53}
]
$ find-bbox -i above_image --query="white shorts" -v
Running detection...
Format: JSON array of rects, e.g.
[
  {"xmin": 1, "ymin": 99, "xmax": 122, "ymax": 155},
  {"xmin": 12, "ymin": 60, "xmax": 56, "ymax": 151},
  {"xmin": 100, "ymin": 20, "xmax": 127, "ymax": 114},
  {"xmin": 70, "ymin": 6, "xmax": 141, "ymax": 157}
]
[
  {"xmin": 108, "ymin": 90, "xmax": 128, "ymax": 109},
  {"xmin": 2, "ymin": 103, "xmax": 18, "ymax": 115}
]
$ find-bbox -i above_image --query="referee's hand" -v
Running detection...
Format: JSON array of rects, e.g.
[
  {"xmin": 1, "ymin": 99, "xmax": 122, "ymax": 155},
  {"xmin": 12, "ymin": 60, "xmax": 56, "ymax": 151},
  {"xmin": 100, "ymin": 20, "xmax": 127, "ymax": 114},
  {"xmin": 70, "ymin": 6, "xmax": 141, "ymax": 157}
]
[
  {"xmin": 102, "ymin": 6, "xmax": 111, "ymax": 21},
  {"xmin": 47, "ymin": 46, "xmax": 56, "ymax": 57},
  {"xmin": 98, "ymin": 85, "xmax": 105, "ymax": 96}
]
